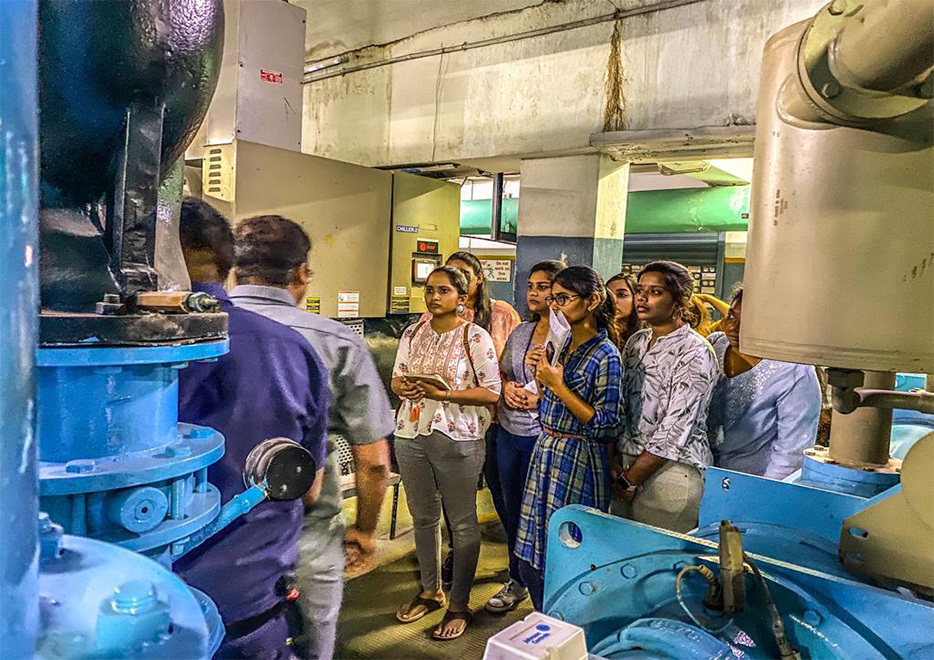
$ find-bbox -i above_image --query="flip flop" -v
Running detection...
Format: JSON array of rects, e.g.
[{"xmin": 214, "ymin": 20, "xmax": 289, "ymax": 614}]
[
  {"xmin": 395, "ymin": 594, "xmax": 445, "ymax": 624},
  {"xmin": 432, "ymin": 609, "xmax": 473, "ymax": 641}
]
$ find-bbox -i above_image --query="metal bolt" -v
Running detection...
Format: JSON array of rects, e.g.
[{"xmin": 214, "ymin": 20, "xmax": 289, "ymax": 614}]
[
  {"xmin": 65, "ymin": 459, "xmax": 95, "ymax": 474},
  {"xmin": 821, "ymin": 81, "xmax": 842, "ymax": 99},
  {"xmin": 828, "ymin": 0, "xmax": 846, "ymax": 15},
  {"xmin": 102, "ymin": 294, "xmax": 121, "ymax": 304},
  {"xmin": 165, "ymin": 444, "xmax": 193, "ymax": 458},
  {"xmin": 578, "ymin": 582, "xmax": 596, "ymax": 596},
  {"xmin": 111, "ymin": 580, "xmax": 158, "ymax": 615},
  {"xmin": 185, "ymin": 427, "xmax": 213, "ymax": 439},
  {"xmin": 803, "ymin": 610, "xmax": 823, "ymax": 627},
  {"xmin": 621, "ymin": 564, "xmax": 637, "ymax": 579}
]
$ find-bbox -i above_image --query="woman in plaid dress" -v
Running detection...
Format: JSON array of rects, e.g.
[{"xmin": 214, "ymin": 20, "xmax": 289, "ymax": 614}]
[{"xmin": 514, "ymin": 266, "xmax": 625, "ymax": 611}]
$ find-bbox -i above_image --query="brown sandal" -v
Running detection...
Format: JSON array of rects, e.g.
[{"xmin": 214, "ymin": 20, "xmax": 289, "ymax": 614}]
[
  {"xmin": 432, "ymin": 609, "xmax": 473, "ymax": 640},
  {"xmin": 395, "ymin": 593, "xmax": 446, "ymax": 623}
]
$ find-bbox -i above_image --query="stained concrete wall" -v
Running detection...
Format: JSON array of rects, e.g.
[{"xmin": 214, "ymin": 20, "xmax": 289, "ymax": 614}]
[{"xmin": 301, "ymin": 0, "xmax": 826, "ymax": 167}]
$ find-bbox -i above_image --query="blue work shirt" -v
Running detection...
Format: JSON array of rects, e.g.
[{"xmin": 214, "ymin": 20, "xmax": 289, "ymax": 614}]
[{"xmin": 173, "ymin": 282, "xmax": 330, "ymax": 624}]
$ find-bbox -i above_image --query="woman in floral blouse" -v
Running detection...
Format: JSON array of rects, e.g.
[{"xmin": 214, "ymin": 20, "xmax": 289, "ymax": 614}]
[
  {"xmin": 514, "ymin": 266, "xmax": 625, "ymax": 611},
  {"xmin": 391, "ymin": 266, "xmax": 502, "ymax": 641},
  {"xmin": 421, "ymin": 251, "xmax": 521, "ymax": 586},
  {"xmin": 613, "ymin": 261, "xmax": 719, "ymax": 533}
]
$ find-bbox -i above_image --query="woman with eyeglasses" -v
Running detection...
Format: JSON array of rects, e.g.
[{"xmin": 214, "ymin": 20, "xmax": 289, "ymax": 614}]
[
  {"xmin": 391, "ymin": 266, "xmax": 502, "ymax": 641},
  {"xmin": 420, "ymin": 251, "xmax": 521, "ymax": 587},
  {"xmin": 613, "ymin": 261, "xmax": 719, "ymax": 532},
  {"xmin": 606, "ymin": 273, "xmax": 643, "ymax": 347},
  {"xmin": 513, "ymin": 266, "xmax": 624, "ymax": 610},
  {"xmin": 707, "ymin": 287, "xmax": 821, "ymax": 479},
  {"xmin": 484, "ymin": 259, "xmax": 566, "ymax": 614}
]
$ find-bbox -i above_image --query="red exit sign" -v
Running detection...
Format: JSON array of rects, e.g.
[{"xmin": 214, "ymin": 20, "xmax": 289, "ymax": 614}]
[
  {"xmin": 260, "ymin": 69, "xmax": 283, "ymax": 84},
  {"xmin": 416, "ymin": 239, "xmax": 439, "ymax": 254}
]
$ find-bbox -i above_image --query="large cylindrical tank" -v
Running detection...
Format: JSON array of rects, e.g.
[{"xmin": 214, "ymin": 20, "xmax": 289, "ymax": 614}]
[{"xmin": 742, "ymin": 20, "xmax": 934, "ymax": 373}]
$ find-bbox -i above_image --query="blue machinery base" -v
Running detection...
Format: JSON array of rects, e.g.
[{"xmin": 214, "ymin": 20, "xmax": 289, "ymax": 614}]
[
  {"xmin": 544, "ymin": 505, "xmax": 933, "ymax": 659},
  {"xmin": 544, "ymin": 460, "xmax": 934, "ymax": 659},
  {"xmin": 35, "ymin": 520, "xmax": 223, "ymax": 660}
]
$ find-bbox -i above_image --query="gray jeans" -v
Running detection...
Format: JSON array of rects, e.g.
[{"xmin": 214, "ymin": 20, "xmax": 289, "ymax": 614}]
[
  {"xmin": 610, "ymin": 455, "xmax": 704, "ymax": 533},
  {"xmin": 395, "ymin": 431, "xmax": 486, "ymax": 608},
  {"xmin": 294, "ymin": 515, "xmax": 345, "ymax": 660}
]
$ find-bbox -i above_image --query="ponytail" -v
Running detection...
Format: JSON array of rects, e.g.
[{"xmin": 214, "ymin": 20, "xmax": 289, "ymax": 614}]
[{"xmin": 447, "ymin": 251, "xmax": 493, "ymax": 332}]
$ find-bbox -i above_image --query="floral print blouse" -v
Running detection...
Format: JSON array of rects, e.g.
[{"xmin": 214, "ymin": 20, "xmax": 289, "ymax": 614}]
[
  {"xmin": 617, "ymin": 324, "xmax": 718, "ymax": 470},
  {"xmin": 419, "ymin": 299, "xmax": 520, "ymax": 360},
  {"xmin": 392, "ymin": 321, "xmax": 502, "ymax": 441}
]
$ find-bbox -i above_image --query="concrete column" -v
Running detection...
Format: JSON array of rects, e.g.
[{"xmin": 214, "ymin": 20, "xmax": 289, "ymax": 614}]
[{"xmin": 513, "ymin": 154, "xmax": 629, "ymax": 313}]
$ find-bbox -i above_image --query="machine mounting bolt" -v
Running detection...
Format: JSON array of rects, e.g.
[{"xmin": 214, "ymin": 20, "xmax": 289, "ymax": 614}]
[
  {"xmin": 102, "ymin": 294, "xmax": 121, "ymax": 303},
  {"xmin": 578, "ymin": 581, "xmax": 596, "ymax": 596},
  {"xmin": 165, "ymin": 444, "xmax": 193, "ymax": 458},
  {"xmin": 65, "ymin": 459, "xmax": 95, "ymax": 474},
  {"xmin": 621, "ymin": 564, "xmax": 638, "ymax": 579},
  {"xmin": 821, "ymin": 81, "xmax": 842, "ymax": 99},
  {"xmin": 185, "ymin": 427, "xmax": 213, "ymax": 439},
  {"xmin": 803, "ymin": 610, "xmax": 823, "ymax": 626},
  {"xmin": 828, "ymin": 0, "xmax": 846, "ymax": 15},
  {"xmin": 111, "ymin": 580, "xmax": 158, "ymax": 615}
]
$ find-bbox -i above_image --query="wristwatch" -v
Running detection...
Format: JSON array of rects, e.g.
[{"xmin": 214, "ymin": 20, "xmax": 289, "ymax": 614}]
[
  {"xmin": 442, "ymin": 389, "xmax": 452, "ymax": 403},
  {"xmin": 615, "ymin": 472, "xmax": 638, "ymax": 493}
]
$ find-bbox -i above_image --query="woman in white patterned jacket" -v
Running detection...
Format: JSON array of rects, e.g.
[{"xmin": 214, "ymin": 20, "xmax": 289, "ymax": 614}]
[{"xmin": 611, "ymin": 261, "xmax": 719, "ymax": 533}]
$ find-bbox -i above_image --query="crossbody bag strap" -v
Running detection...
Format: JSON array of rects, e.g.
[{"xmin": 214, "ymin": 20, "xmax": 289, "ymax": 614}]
[{"xmin": 462, "ymin": 323, "xmax": 478, "ymax": 386}]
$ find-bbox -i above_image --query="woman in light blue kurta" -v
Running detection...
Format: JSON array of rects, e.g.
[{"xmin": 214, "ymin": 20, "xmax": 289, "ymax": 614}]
[{"xmin": 707, "ymin": 288, "xmax": 821, "ymax": 479}]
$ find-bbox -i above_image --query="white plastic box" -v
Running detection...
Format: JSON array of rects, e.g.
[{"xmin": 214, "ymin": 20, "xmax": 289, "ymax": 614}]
[{"xmin": 483, "ymin": 613, "xmax": 588, "ymax": 660}]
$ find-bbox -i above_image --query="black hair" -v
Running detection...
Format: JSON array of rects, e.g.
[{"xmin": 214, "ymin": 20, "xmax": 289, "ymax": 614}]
[
  {"xmin": 234, "ymin": 215, "xmax": 312, "ymax": 287},
  {"xmin": 179, "ymin": 197, "xmax": 235, "ymax": 279},
  {"xmin": 637, "ymin": 260, "xmax": 697, "ymax": 326},
  {"xmin": 530, "ymin": 259, "xmax": 567, "ymax": 279},
  {"xmin": 553, "ymin": 266, "xmax": 623, "ymax": 347},
  {"xmin": 428, "ymin": 266, "xmax": 470, "ymax": 296},
  {"xmin": 446, "ymin": 251, "xmax": 492, "ymax": 332},
  {"xmin": 527, "ymin": 260, "xmax": 567, "ymax": 321},
  {"xmin": 606, "ymin": 272, "xmax": 642, "ymax": 345}
]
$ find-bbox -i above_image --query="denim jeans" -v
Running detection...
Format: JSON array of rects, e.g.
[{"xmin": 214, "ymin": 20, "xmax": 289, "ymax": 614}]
[
  {"xmin": 517, "ymin": 559, "xmax": 545, "ymax": 611},
  {"xmin": 496, "ymin": 426, "xmax": 537, "ymax": 584}
]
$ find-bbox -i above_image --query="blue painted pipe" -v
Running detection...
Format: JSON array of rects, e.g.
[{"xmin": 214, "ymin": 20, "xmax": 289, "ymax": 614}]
[{"xmin": 0, "ymin": 1, "xmax": 40, "ymax": 656}]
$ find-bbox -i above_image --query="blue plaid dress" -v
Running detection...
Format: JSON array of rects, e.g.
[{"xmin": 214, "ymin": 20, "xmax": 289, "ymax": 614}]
[{"xmin": 514, "ymin": 329, "xmax": 624, "ymax": 570}]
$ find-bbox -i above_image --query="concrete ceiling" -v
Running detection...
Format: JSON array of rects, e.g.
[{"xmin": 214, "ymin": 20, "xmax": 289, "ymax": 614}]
[{"xmin": 296, "ymin": 0, "xmax": 542, "ymax": 60}]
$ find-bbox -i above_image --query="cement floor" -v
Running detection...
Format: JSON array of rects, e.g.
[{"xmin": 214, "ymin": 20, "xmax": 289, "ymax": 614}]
[{"xmin": 334, "ymin": 523, "xmax": 533, "ymax": 659}]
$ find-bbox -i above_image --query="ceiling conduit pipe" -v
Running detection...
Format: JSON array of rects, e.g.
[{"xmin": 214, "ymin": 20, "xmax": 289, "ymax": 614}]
[{"xmin": 302, "ymin": 0, "xmax": 709, "ymax": 84}]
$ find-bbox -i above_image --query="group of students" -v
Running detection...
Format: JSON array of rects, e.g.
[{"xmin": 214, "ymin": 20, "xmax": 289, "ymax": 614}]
[
  {"xmin": 167, "ymin": 193, "xmax": 822, "ymax": 656},
  {"xmin": 389, "ymin": 256, "xmax": 822, "ymax": 640}
]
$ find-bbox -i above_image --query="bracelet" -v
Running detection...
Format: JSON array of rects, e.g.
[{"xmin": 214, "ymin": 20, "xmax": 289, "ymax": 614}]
[{"xmin": 442, "ymin": 389, "xmax": 452, "ymax": 403}]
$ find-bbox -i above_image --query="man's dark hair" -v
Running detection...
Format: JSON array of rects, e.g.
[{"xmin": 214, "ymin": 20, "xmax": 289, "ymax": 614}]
[
  {"xmin": 234, "ymin": 215, "xmax": 312, "ymax": 287},
  {"xmin": 180, "ymin": 197, "xmax": 235, "ymax": 279}
]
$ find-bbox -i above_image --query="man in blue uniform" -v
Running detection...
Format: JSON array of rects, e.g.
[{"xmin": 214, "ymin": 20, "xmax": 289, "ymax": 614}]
[
  {"xmin": 173, "ymin": 197, "xmax": 330, "ymax": 660},
  {"xmin": 230, "ymin": 214, "xmax": 395, "ymax": 660}
]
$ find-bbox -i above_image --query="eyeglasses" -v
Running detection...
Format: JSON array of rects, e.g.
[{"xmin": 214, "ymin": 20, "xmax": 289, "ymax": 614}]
[{"xmin": 545, "ymin": 293, "xmax": 581, "ymax": 307}]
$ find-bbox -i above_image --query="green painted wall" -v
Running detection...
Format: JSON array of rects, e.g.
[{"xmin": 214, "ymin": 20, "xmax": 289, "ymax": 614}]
[{"xmin": 460, "ymin": 186, "xmax": 750, "ymax": 235}]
